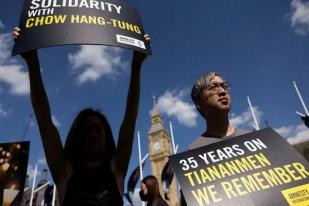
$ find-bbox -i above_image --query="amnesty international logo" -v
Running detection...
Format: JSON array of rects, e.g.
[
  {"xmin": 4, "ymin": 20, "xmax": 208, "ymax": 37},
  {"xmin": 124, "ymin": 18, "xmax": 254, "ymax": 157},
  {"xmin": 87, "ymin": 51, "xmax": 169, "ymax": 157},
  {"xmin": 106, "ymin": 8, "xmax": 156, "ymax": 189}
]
[{"xmin": 282, "ymin": 184, "xmax": 309, "ymax": 206}]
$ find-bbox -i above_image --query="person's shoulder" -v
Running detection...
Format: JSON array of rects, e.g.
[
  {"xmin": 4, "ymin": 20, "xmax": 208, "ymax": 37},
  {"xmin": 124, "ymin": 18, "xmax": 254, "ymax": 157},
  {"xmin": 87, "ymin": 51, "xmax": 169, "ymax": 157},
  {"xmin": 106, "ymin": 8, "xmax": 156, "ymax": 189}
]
[
  {"xmin": 187, "ymin": 136, "xmax": 217, "ymax": 150},
  {"xmin": 187, "ymin": 128, "xmax": 251, "ymax": 150},
  {"xmin": 233, "ymin": 128, "xmax": 251, "ymax": 137},
  {"xmin": 187, "ymin": 136, "xmax": 204, "ymax": 150}
]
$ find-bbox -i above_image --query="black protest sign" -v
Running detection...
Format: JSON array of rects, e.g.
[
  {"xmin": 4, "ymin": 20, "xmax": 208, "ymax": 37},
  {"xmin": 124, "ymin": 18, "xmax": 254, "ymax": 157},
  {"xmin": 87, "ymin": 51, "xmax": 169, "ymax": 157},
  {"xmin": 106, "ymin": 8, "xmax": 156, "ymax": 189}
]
[
  {"xmin": 0, "ymin": 141, "xmax": 30, "ymax": 206},
  {"xmin": 169, "ymin": 128, "xmax": 309, "ymax": 206},
  {"xmin": 12, "ymin": 0, "xmax": 151, "ymax": 55}
]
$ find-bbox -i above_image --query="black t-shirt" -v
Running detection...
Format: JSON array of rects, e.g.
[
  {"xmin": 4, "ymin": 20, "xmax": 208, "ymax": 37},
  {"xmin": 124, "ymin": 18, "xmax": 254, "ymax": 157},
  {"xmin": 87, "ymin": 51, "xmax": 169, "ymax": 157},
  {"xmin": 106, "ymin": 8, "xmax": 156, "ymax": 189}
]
[{"xmin": 62, "ymin": 166, "xmax": 123, "ymax": 206}]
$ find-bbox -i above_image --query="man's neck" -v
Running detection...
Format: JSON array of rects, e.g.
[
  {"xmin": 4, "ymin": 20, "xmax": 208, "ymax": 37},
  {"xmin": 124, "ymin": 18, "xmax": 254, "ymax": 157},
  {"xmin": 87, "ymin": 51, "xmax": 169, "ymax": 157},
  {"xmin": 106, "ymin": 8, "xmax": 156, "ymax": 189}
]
[{"xmin": 204, "ymin": 115, "xmax": 235, "ymax": 138}]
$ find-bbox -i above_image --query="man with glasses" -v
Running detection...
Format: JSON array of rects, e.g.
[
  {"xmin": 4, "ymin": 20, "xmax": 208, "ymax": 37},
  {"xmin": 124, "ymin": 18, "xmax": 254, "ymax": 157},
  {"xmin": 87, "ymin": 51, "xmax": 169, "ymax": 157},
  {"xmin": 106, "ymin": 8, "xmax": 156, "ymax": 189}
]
[
  {"xmin": 188, "ymin": 71, "xmax": 248, "ymax": 149},
  {"xmin": 180, "ymin": 72, "xmax": 249, "ymax": 206}
]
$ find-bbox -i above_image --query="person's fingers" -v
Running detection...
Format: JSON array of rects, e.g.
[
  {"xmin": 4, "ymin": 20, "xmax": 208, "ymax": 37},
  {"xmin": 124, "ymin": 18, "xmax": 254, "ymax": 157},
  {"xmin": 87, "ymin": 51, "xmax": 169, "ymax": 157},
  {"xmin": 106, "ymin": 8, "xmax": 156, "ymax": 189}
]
[
  {"xmin": 144, "ymin": 34, "xmax": 150, "ymax": 42},
  {"xmin": 12, "ymin": 31, "xmax": 19, "ymax": 39},
  {"xmin": 12, "ymin": 31, "xmax": 19, "ymax": 35},
  {"xmin": 12, "ymin": 27, "xmax": 21, "ymax": 39}
]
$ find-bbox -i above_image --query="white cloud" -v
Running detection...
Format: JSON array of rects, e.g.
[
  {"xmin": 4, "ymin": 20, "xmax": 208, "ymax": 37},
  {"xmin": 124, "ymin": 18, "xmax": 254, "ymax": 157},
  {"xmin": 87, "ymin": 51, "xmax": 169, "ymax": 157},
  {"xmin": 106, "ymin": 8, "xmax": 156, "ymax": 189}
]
[
  {"xmin": 156, "ymin": 89, "xmax": 198, "ymax": 127},
  {"xmin": 68, "ymin": 45, "xmax": 127, "ymax": 84},
  {"xmin": 290, "ymin": 0, "xmax": 309, "ymax": 35},
  {"xmin": 27, "ymin": 157, "xmax": 49, "ymax": 185},
  {"xmin": 27, "ymin": 165, "xmax": 36, "ymax": 183},
  {"xmin": 0, "ymin": 64, "xmax": 29, "ymax": 95},
  {"xmin": 0, "ymin": 33, "xmax": 14, "ymax": 63},
  {"xmin": 230, "ymin": 106, "xmax": 263, "ymax": 130},
  {"xmin": 0, "ymin": 20, "xmax": 4, "ymax": 29},
  {"xmin": 0, "ymin": 33, "xmax": 29, "ymax": 95},
  {"xmin": 275, "ymin": 124, "xmax": 309, "ymax": 144},
  {"xmin": 275, "ymin": 125, "xmax": 294, "ymax": 137},
  {"xmin": 38, "ymin": 157, "xmax": 47, "ymax": 165},
  {"xmin": 0, "ymin": 103, "xmax": 8, "ymax": 118},
  {"xmin": 52, "ymin": 115, "xmax": 61, "ymax": 127}
]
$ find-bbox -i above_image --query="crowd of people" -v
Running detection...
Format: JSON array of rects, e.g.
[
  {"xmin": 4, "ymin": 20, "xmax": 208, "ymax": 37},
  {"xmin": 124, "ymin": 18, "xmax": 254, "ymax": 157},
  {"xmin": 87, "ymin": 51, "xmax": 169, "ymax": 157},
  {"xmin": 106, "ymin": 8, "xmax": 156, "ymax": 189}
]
[{"xmin": 12, "ymin": 25, "xmax": 309, "ymax": 206}]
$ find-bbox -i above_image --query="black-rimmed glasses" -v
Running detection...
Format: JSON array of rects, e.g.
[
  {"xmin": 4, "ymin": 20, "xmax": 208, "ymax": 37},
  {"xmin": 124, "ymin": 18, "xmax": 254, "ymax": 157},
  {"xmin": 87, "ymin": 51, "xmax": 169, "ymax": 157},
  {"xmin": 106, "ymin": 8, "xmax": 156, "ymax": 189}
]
[{"xmin": 206, "ymin": 81, "xmax": 231, "ymax": 92}]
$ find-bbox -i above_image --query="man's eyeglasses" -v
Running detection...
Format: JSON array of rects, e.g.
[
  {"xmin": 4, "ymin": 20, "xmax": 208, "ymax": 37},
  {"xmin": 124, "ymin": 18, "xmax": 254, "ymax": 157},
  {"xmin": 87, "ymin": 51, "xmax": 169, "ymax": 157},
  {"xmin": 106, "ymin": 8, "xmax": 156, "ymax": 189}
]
[{"xmin": 206, "ymin": 81, "xmax": 231, "ymax": 92}]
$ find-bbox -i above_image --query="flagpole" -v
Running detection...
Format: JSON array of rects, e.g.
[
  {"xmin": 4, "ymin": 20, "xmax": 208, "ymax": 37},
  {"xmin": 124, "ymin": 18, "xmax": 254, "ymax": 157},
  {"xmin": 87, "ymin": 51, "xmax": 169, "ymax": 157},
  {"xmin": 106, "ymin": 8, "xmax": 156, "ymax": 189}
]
[
  {"xmin": 137, "ymin": 131, "xmax": 146, "ymax": 206},
  {"xmin": 137, "ymin": 131, "xmax": 143, "ymax": 181},
  {"xmin": 169, "ymin": 122, "xmax": 181, "ymax": 194},
  {"xmin": 169, "ymin": 121, "xmax": 176, "ymax": 154},
  {"xmin": 141, "ymin": 153, "xmax": 149, "ymax": 163},
  {"xmin": 247, "ymin": 96, "xmax": 260, "ymax": 130},
  {"xmin": 29, "ymin": 164, "xmax": 38, "ymax": 206},
  {"xmin": 52, "ymin": 184, "xmax": 57, "ymax": 206},
  {"xmin": 296, "ymin": 111, "xmax": 306, "ymax": 117},
  {"xmin": 33, "ymin": 181, "xmax": 50, "ymax": 193},
  {"xmin": 293, "ymin": 81, "xmax": 309, "ymax": 116},
  {"xmin": 175, "ymin": 145, "xmax": 179, "ymax": 153}
]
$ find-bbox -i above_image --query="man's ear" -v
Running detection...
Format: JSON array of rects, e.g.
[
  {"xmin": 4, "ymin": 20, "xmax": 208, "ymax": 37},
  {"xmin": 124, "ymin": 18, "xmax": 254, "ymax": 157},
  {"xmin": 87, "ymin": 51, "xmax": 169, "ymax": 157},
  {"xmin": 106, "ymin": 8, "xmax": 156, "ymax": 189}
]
[
  {"xmin": 196, "ymin": 102, "xmax": 202, "ymax": 114},
  {"xmin": 196, "ymin": 100, "xmax": 202, "ymax": 111},
  {"xmin": 196, "ymin": 104, "xmax": 201, "ymax": 111},
  {"xmin": 196, "ymin": 102, "xmax": 206, "ymax": 118}
]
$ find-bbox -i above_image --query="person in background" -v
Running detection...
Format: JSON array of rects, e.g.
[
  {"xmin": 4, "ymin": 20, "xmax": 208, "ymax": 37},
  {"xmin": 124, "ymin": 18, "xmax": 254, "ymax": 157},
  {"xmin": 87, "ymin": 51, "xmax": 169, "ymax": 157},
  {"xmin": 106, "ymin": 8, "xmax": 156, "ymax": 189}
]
[
  {"xmin": 139, "ymin": 175, "xmax": 168, "ymax": 206},
  {"xmin": 13, "ymin": 27, "xmax": 150, "ymax": 206}
]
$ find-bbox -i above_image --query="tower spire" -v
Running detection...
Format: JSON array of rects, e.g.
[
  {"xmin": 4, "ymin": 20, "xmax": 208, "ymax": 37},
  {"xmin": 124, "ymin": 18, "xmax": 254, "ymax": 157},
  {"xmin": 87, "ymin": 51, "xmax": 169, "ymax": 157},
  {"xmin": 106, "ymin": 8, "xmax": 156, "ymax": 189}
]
[
  {"xmin": 151, "ymin": 95, "xmax": 160, "ymax": 117},
  {"xmin": 148, "ymin": 97, "xmax": 179, "ymax": 206},
  {"xmin": 149, "ymin": 95, "xmax": 163, "ymax": 133}
]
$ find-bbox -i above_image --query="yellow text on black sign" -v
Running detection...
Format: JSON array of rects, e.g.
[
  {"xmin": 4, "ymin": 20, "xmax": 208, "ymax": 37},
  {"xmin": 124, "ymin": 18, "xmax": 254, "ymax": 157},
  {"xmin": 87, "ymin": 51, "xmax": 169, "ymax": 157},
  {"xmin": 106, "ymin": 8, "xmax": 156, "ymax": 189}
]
[
  {"xmin": 185, "ymin": 152, "xmax": 309, "ymax": 206},
  {"xmin": 25, "ymin": 15, "xmax": 141, "ymax": 34}
]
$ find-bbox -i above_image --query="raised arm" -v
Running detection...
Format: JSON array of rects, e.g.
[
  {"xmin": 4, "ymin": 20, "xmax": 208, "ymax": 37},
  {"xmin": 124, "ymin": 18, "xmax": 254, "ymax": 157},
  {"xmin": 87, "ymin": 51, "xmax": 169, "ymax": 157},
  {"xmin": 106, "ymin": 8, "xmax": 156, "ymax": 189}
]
[
  {"xmin": 112, "ymin": 35, "xmax": 150, "ymax": 193},
  {"xmin": 13, "ymin": 28, "xmax": 71, "ymax": 188}
]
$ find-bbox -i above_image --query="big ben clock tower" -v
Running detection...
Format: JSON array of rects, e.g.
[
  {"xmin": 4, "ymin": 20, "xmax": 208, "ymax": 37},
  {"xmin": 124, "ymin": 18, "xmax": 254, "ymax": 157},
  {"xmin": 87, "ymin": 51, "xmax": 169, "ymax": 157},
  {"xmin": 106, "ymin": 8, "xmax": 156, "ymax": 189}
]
[{"xmin": 148, "ymin": 97, "xmax": 179, "ymax": 206}]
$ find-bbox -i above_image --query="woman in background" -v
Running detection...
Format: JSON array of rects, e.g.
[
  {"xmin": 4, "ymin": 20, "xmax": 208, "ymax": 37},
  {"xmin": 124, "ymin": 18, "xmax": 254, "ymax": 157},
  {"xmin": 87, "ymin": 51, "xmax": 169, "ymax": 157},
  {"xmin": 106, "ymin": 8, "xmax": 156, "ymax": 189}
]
[{"xmin": 140, "ymin": 175, "xmax": 168, "ymax": 206}]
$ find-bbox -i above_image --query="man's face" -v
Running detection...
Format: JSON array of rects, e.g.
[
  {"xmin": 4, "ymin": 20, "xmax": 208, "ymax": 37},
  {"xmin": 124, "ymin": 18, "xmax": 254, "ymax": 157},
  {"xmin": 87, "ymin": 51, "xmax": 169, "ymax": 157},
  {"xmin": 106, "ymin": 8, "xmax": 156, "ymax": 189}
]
[{"xmin": 197, "ymin": 76, "xmax": 231, "ymax": 117}]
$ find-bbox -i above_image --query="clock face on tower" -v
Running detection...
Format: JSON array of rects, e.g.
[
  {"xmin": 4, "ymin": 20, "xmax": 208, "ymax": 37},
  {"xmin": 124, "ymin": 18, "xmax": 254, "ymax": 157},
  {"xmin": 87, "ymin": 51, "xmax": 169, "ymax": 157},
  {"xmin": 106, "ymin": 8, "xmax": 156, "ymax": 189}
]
[{"xmin": 153, "ymin": 140, "xmax": 161, "ymax": 152}]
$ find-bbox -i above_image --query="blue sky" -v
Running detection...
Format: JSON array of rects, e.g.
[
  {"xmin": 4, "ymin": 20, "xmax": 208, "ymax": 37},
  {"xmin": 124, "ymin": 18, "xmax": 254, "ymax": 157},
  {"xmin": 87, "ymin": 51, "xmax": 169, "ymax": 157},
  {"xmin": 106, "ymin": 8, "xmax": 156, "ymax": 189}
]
[{"xmin": 1, "ymin": 0, "xmax": 309, "ymax": 204}]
